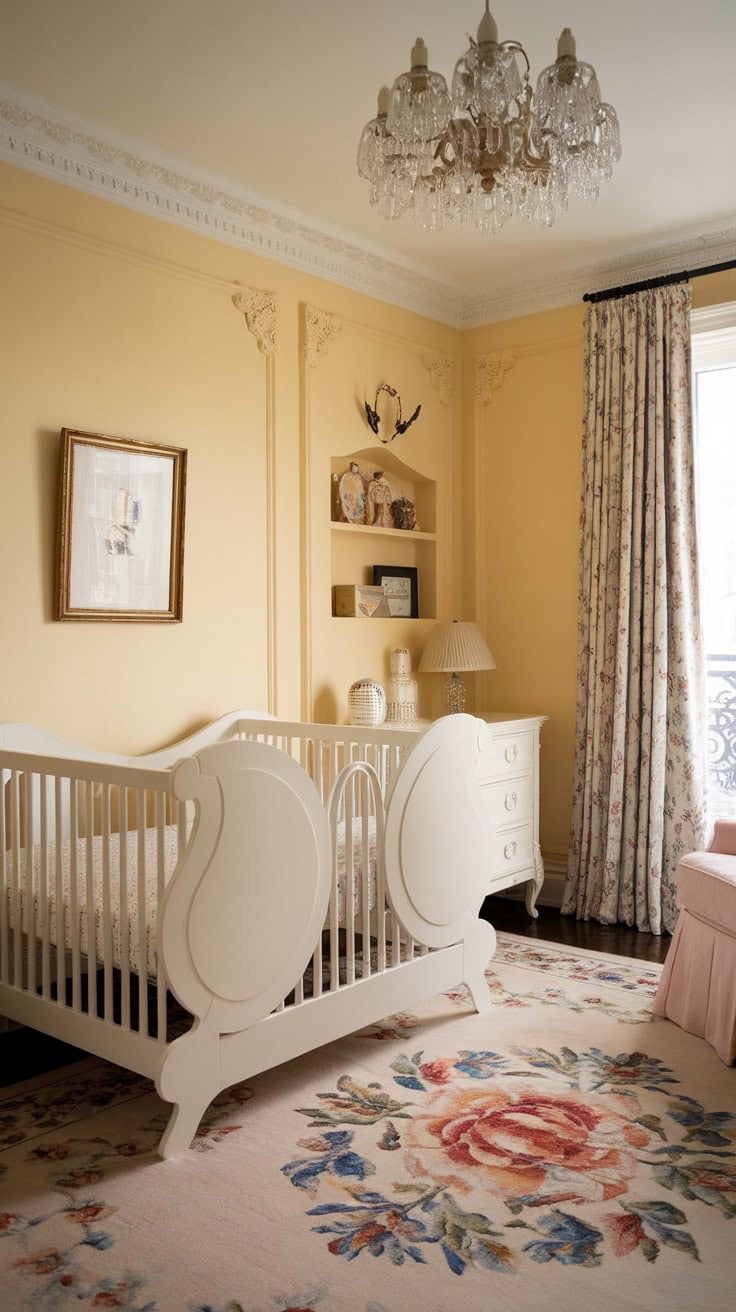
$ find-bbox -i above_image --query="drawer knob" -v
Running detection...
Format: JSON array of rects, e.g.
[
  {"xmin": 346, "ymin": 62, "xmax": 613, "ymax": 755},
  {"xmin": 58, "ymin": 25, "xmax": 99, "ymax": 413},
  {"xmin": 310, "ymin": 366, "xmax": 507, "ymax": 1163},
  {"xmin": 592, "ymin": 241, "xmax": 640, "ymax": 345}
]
[
  {"xmin": 504, "ymin": 791, "xmax": 517, "ymax": 812},
  {"xmin": 504, "ymin": 744, "xmax": 518, "ymax": 763},
  {"xmin": 504, "ymin": 840, "xmax": 518, "ymax": 860}
]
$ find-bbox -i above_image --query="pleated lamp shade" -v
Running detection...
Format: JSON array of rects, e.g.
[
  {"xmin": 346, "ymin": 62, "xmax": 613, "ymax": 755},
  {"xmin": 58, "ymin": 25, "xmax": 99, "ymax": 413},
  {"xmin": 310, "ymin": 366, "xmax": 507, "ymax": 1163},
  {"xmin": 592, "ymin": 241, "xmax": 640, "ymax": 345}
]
[
  {"xmin": 418, "ymin": 620, "xmax": 495, "ymax": 714},
  {"xmin": 418, "ymin": 621, "xmax": 496, "ymax": 674}
]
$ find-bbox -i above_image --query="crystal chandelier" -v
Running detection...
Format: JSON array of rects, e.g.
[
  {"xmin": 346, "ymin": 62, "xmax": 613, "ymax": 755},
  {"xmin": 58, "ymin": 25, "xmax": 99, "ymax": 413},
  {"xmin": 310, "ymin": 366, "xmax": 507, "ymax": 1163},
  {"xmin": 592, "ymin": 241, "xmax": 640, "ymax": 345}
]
[{"xmin": 357, "ymin": 2, "xmax": 620, "ymax": 232}]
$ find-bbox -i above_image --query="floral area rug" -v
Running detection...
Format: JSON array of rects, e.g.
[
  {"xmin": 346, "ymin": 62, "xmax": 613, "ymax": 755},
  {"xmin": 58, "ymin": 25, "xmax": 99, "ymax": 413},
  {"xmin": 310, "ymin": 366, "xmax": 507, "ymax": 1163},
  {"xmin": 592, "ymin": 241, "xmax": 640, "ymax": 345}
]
[{"xmin": 1, "ymin": 933, "xmax": 734, "ymax": 1312}]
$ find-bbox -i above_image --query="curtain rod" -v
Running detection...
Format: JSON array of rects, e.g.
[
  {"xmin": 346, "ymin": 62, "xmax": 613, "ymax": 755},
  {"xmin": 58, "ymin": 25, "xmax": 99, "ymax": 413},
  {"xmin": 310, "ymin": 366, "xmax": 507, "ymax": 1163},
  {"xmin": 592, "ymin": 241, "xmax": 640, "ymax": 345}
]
[{"xmin": 583, "ymin": 257, "xmax": 736, "ymax": 304}]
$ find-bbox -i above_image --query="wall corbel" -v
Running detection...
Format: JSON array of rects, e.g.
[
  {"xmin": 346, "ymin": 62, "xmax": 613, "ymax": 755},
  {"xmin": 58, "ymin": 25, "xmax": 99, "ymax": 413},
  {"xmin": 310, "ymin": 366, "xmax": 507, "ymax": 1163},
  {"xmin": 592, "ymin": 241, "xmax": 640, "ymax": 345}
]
[
  {"xmin": 421, "ymin": 353, "xmax": 454, "ymax": 407},
  {"xmin": 304, "ymin": 306, "xmax": 342, "ymax": 367},
  {"xmin": 232, "ymin": 287, "xmax": 279, "ymax": 355},
  {"xmin": 474, "ymin": 350, "xmax": 516, "ymax": 406}
]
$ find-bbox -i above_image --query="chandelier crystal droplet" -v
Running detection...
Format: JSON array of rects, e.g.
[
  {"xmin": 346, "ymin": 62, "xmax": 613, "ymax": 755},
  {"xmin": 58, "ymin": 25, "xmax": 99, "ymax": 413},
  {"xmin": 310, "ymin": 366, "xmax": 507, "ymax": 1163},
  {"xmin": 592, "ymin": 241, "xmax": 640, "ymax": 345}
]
[{"xmin": 356, "ymin": 3, "xmax": 620, "ymax": 232}]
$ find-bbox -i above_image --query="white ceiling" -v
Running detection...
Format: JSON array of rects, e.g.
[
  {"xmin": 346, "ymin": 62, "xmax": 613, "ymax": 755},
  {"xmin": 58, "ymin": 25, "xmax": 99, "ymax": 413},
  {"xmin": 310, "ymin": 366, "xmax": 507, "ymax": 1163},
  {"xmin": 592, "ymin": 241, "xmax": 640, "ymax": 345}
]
[{"xmin": 1, "ymin": 0, "xmax": 735, "ymax": 324}]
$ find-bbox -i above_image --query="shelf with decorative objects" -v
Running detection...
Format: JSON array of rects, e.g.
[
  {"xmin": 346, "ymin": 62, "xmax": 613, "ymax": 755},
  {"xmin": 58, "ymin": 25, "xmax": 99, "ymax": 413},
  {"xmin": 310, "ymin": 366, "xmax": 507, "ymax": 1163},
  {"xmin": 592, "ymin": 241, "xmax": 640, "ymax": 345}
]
[{"xmin": 330, "ymin": 447, "xmax": 437, "ymax": 620}]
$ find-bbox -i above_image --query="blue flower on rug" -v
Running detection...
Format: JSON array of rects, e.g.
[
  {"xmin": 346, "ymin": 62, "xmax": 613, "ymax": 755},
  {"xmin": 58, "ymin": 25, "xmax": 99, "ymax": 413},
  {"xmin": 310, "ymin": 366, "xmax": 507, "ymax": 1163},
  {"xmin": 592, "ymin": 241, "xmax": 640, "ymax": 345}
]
[{"xmin": 283, "ymin": 1044, "xmax": 736, "ymax": 1276}]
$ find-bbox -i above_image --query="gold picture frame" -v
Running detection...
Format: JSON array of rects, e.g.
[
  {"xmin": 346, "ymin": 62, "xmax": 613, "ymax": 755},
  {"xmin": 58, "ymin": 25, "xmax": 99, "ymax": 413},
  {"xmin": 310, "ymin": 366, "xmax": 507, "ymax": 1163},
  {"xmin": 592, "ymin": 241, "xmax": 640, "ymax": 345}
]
[{"xmin": 56, "ymin": 428, "xmax": 187, "ymax": 622}]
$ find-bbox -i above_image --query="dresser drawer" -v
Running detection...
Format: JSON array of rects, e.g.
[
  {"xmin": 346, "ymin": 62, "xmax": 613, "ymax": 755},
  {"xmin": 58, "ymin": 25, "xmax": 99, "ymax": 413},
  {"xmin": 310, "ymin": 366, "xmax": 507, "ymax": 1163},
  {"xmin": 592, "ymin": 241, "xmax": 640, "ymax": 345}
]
[
  {"xmin": 476, "ymin": 726, "xmax": 533, "ymax": 780},
  {"xmin": 480, "ymin": 777, "xmax": 532, "ymax": 827},
  {"xmin": 488, "ymin": 822, "xmax": 534, "ymax": 878}
]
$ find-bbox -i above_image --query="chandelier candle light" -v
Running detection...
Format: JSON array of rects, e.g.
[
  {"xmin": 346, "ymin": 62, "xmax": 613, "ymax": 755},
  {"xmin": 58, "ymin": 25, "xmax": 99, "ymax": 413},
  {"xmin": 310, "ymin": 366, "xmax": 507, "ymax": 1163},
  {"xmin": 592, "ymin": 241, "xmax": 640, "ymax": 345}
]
[
  {"xmin": 419, "ymin": 620, "xmax": 496, "ymax": 714},
  {"xmin": 357, "ymin": 2, "xmax": 620, "ymax": 231}
]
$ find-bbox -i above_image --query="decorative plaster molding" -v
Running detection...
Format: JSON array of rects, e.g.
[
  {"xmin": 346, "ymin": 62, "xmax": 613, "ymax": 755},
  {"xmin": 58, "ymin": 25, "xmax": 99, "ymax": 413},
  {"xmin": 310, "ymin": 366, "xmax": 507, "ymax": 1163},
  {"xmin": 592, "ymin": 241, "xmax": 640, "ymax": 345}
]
[
  {"xmin": 232, "ymin": 286, "xmax": 278, "ymax": 355},
  {"xmin": 474, "ymin": 351, "xmax": 516, "ymax": 406},
  {"xmin": 0, "ymin": 85, "xmax": 462, "ymax": 326},
  {"xmin": 461, "ymin": 224, "xmax": 736, "ymax": 328},
  {"xmin": 1, "ymin": 84, "xmax": 734, "ymax": 329},
  {"xmin": 421, "ymin": 354, "xmax": 453, "ymax": 406},
  {"xmin": 304, "ymin": 305, "xmax": 342, "ymax": 367}
]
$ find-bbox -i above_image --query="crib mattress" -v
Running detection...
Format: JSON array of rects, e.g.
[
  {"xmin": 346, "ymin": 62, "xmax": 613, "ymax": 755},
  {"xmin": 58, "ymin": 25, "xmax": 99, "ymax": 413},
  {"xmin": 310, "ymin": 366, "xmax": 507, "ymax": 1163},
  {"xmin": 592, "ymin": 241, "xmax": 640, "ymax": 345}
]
[{"xmin": 2, "ymin": 818, "xmax": 378, "ymax": 977}]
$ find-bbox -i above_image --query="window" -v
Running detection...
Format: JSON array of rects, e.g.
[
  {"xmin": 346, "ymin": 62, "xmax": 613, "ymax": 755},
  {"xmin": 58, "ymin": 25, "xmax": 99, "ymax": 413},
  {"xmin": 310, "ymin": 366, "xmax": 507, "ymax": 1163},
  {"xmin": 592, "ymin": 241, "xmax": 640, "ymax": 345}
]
[{"xmin": 692, "ymin": 304, "xmax": 736, "ymax": 819}]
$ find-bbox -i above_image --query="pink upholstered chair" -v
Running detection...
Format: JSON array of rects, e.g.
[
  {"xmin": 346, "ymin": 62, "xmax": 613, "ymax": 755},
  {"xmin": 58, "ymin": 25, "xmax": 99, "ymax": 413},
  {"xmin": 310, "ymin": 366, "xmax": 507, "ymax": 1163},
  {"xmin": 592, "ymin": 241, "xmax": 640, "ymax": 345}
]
[{"xmin": 652, "ymin": 820, "xmax": 736, "ymax": 1064}]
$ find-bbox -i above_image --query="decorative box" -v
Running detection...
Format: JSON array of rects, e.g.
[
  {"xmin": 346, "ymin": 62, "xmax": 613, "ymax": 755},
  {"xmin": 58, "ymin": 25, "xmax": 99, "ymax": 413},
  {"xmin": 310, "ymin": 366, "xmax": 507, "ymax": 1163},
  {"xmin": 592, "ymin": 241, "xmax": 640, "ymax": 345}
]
[{"xmin": 333, "ymin": 584, "xmax": 391, "ymax": 618}]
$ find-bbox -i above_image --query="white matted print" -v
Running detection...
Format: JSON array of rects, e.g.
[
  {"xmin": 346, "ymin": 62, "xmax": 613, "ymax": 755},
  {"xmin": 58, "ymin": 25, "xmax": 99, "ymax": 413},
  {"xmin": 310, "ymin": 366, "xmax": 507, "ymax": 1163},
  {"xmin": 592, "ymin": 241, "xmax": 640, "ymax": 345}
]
[{"xmin": 57, "ymin": 429, "xmax": 187, "ymax": 621}]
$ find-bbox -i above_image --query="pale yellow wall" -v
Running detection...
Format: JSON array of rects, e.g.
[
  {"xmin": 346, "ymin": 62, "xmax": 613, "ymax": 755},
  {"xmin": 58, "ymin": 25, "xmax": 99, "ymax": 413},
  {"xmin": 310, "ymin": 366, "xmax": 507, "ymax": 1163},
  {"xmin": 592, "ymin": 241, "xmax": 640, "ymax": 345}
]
[
  {"xmin": 463, "ymin": 269, "xmax": 736, "ymax": 869},
  {"xmin": 0, "ymin": 163, "xmax": 458, "ymax": 750},
  {"xmin": 3, "ymin": 161, "xmax": 734, "ymax": 865}
]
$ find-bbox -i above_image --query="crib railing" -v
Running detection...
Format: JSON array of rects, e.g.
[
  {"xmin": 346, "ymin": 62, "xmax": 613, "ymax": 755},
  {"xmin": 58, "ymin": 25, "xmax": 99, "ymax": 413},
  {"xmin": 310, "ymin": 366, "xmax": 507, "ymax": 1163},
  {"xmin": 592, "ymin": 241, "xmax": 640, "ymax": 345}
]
[
  {"xmin": 1, "ymin": 751, "xmax": 187, "ymax": 1044},
  {"xmin": 1, "ymin": 720, "xmax": 431, "ymax": 1063},
  {"xmin": 234, "ymin": 717, "xmax": 418, "ymax": 804}
]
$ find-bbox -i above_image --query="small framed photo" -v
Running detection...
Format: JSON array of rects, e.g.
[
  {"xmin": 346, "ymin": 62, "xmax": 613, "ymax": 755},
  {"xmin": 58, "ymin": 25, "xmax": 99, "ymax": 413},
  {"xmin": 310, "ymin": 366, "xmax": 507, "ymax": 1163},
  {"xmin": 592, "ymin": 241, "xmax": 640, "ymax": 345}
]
[
  {"xmin": 372, "ymin": 564, "xmax": 419, "ymax": 619},
  {"xmin": 56, "ymin": 428, "xmax": 187, "ymax": 622}
]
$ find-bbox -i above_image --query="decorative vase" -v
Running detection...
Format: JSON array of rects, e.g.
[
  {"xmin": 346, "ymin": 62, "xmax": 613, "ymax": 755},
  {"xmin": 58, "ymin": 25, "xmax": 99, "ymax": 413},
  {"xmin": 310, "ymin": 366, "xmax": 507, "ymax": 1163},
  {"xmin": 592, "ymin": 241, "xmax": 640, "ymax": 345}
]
[
  {"xmin": 348, "ymin": 678, "xmax": 387, "ymax": 727},
  {"xmin": 386, "ymin": 647, "xmax": 418, "ymax": 723}
]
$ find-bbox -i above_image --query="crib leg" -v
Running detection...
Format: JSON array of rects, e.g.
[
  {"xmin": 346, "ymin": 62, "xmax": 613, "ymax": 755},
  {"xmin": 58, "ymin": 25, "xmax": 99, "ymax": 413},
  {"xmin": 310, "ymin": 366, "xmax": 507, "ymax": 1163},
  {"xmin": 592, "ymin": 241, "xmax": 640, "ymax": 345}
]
[
  {"xmin": 155, "ymin": 1024, "xmax": 221, "ymax": 1159},
  {"xmin": 463, "ymin": 918, "xmax": 497, "ymax": 1014},
  {"xmin": 158, "ymin": 1095, "xmax": 213, "ymax": 1160}
]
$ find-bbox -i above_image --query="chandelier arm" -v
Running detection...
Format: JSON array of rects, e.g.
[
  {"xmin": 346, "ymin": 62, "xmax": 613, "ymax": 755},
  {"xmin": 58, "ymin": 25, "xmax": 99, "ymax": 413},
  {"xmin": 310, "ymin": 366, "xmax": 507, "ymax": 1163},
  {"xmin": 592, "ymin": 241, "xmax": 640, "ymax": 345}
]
[{"xmin": 496, "ymin": 39, "xmax": 530, "ymax": 77}]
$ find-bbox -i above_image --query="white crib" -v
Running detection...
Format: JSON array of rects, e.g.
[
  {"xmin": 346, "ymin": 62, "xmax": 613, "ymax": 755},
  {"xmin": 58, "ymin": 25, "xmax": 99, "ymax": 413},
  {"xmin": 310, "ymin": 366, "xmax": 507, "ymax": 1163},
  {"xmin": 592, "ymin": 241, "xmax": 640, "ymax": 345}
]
[{"xmin": 0, "ymin": 711, "xmax": 497, "ymax": 1157}]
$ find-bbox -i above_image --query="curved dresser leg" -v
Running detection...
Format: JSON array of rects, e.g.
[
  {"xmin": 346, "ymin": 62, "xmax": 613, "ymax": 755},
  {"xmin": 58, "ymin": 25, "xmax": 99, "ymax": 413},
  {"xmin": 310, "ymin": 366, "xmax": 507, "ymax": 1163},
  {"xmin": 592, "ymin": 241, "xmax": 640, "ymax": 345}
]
[{"xmin": 524, "ymin": 846, "xmax": 545, "ymax": 919}]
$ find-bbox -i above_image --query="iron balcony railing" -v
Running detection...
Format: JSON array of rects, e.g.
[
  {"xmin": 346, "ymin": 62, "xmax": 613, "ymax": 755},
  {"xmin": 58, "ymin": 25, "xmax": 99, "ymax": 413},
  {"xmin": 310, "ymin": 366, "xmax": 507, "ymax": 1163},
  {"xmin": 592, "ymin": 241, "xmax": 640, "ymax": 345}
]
[{"xmin": 706, "ymin": 653, "xmax": 736, "ymax": 818}]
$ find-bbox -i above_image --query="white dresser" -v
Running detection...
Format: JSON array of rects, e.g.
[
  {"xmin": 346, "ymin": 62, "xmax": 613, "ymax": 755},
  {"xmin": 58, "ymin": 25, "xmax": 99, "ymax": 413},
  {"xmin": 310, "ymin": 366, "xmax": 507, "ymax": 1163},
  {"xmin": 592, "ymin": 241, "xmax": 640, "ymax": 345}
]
[{"xmin": 474, "ymin": 713, "xmax": 546, "ymax": 916}]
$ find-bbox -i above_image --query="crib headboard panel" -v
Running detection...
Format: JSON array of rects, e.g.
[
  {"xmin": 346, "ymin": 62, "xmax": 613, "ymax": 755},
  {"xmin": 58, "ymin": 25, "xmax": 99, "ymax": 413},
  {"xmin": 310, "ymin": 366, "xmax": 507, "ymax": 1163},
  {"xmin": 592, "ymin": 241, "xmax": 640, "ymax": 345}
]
[
  {"xmin": 383, "ymin": 714, "xmax": 488, "ymax": 947},
  {"xmin": 161, "ymin": 739, "xmax": 332, "ymax": 1034}
]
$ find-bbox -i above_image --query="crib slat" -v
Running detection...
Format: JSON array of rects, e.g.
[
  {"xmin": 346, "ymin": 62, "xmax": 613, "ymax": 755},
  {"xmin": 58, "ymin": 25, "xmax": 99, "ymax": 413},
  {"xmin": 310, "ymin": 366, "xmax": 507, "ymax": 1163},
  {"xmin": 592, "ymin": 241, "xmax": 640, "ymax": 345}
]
[
  {"xmin": 309, "ymin": 739, "xmax": 321, "ymax": 803},
  {"xmin": 69, "ymin": 781, "xmax": 81, "ymax": 1012},
  {"xmin": 359, "ymin": 769, "xmax": 371, "ymax": 981},
  {"xmin": 24, "ymin": 772, "xmax": 37, "ymax": 997},
  {"xmin": 84, "ymin": 781, "xmax": 96, "ymax": 1019},
  {"xmin": 0, "ymin": 769, "xmax": 7, "ymax": 985},
  {"xmin": 101, "ymin": 782, "xmax": 113, "ymax": 1023},
  {"xmin": 156, "ymin": 791, "xmax": 167, "ymax": 1040},
  {"xmin": 10, "ymin": 773, "xmax": 21, "ymax": 988},
  {"xmin": 54, "ymin": 776, "xmax": 64, "ymax": 1006},
  {"xmin": 119, "ymin": 788, "xmax": 130, "ymax": 1030},
  {"xmin": 39, "ymin": 773, "xmax": 51, "ymax": 1000},
  {"xmin": 137, "ymin": 789, "xmax": 148, "ymax": 1037},
  {"xmin": 311, "ymin": 935, "xmax": 322, "ymax": 1000},
  {"xmin": 344, "ymin": 775, "xmax": 356, "ymax": 988}
]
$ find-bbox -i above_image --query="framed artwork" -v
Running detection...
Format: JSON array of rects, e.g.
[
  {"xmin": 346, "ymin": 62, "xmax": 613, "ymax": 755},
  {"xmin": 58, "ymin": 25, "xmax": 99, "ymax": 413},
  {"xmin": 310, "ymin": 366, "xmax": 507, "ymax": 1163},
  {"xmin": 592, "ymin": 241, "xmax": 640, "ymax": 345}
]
[
  {"xmin": 56, "ymin": 428, "xmax": 187, "ymax": 622},
  {"xmin": 372, "ymin": 564, "xmax": 419, "ymax": 619}
]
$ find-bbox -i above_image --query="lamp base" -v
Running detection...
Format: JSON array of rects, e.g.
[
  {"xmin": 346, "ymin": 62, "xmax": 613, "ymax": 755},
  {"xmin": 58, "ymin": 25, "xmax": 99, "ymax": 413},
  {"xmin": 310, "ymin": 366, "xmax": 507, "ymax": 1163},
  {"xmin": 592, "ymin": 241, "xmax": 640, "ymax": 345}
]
[{"xmin": 445, "ymin": 672, "xmax": 466, "ymax": 714}]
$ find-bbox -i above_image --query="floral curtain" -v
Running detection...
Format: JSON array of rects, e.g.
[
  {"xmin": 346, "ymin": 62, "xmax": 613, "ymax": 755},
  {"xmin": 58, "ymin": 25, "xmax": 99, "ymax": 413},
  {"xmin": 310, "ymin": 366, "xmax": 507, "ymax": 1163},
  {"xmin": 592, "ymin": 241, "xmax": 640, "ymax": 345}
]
[{"xmin": 562, "ymin": 284, "xmax": 707, "ymax": 934}]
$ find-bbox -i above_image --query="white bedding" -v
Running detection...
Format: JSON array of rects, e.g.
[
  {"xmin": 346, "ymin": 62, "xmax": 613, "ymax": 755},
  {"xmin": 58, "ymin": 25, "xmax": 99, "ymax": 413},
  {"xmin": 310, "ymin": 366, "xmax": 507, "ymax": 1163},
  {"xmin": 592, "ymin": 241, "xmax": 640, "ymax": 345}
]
[{"xmin": 3, "ymin": 818, "xmax": 378, "ymax": 977}]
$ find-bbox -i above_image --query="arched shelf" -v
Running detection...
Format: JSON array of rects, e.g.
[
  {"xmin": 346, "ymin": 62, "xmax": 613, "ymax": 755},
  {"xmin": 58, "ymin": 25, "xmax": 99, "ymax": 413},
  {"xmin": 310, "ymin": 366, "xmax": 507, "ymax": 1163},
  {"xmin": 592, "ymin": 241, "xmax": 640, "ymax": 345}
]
[{"xmin": 330, "ymin": 447, "xmax": 437, "ymax": 620}]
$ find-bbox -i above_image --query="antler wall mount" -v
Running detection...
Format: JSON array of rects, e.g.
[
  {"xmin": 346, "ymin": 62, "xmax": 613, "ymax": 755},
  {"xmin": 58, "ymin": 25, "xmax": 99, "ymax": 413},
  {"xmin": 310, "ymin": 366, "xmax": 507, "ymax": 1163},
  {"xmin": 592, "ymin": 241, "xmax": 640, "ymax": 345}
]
[{"xmin": 364, "ymin": 383, "xmax": 421, "ymax": 445}]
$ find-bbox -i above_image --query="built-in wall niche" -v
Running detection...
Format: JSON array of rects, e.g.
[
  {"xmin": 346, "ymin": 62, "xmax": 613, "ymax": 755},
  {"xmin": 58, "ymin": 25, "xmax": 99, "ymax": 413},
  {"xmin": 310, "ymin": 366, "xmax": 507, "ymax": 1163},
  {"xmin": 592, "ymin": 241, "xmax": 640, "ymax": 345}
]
[{"xmin": 330, "ymin": 447, "xmax": 437, "ymax": 620}]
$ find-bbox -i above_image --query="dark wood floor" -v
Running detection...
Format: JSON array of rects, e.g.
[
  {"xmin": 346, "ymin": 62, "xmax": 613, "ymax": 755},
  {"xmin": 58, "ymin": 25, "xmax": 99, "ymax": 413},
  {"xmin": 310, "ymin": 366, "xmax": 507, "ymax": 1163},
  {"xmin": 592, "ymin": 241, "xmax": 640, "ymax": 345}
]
[
  {"xmin": 0, "ymin": 902, "xmax": 670, "ymax": 1089},
  {"xmin": 483, "ymin": 894, "xmax": 671, "ymax": 965}
]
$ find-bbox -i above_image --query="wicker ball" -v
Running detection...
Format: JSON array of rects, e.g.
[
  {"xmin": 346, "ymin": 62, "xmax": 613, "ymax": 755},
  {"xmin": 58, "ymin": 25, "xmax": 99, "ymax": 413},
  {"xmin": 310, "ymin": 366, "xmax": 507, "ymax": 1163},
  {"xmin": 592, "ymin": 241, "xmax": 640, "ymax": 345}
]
[{"xmin": 348, "ymin": 678, "xmax": 387, "ymax": 727}]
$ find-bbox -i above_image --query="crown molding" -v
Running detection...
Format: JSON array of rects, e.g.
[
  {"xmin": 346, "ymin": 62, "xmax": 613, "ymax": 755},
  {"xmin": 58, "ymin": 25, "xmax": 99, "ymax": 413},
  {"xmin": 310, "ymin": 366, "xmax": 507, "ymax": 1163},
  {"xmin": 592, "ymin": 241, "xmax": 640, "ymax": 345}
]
[
  {"xmin": 0, "ymin": 83, "xmax": 463, "ymax": 326},
  {"xmin": 1, "ymin": 82, "xmax": 735, "ymax": 332},
  {"xmin": 460, "ymin": 223, "xmax": 736, "ymax": 327}
]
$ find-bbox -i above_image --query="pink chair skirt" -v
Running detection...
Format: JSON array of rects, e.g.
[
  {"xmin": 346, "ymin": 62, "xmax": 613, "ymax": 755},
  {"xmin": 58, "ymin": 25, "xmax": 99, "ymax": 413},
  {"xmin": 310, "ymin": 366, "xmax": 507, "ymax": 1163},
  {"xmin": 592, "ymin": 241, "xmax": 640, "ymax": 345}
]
[{"xmin": 653, "ymin": 907, "xmax": 736, "ymax": 1064}]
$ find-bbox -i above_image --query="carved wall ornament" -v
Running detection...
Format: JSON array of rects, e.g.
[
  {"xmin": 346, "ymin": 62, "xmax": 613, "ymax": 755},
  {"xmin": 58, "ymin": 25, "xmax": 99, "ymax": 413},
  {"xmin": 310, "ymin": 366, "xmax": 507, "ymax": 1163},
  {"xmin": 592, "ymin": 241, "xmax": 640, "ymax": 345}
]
[
  {"xmin": 474, "ymin": 350, "xmax": 517, "ymax": 406},
  {"xmin": 421, "ymin": 354, "xmax": 454, "ymax": 407},
  {"xmin": 364, "ymin": 383, "xmax": 421, "ymax": 444},
  {"xmin": 232, "ymin": 287, "xmax": 279, "ymax": 355},
  {"xmin": 230, "ymin": 284, "xmax": 276, "ymax": 351},
  {"xmin": 304, "ymin": 306, "xmax": 342, "ymax": 366}
]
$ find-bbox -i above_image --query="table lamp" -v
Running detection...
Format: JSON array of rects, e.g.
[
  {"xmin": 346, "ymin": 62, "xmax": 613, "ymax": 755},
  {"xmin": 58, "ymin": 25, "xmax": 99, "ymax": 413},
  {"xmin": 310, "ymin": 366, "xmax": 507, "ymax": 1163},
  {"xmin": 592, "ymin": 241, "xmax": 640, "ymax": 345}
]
[{"xmin": 418, "ymin": 619, "xmax": 496, "ymax": 714}]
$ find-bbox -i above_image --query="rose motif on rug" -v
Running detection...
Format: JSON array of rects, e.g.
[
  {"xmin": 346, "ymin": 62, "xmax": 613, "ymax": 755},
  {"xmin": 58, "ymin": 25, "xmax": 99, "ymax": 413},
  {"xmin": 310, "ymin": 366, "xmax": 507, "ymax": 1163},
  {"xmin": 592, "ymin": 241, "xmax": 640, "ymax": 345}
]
[{"xmin": 282, "ymin": 1045, "xmax": 736, "ymax": 1274}]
